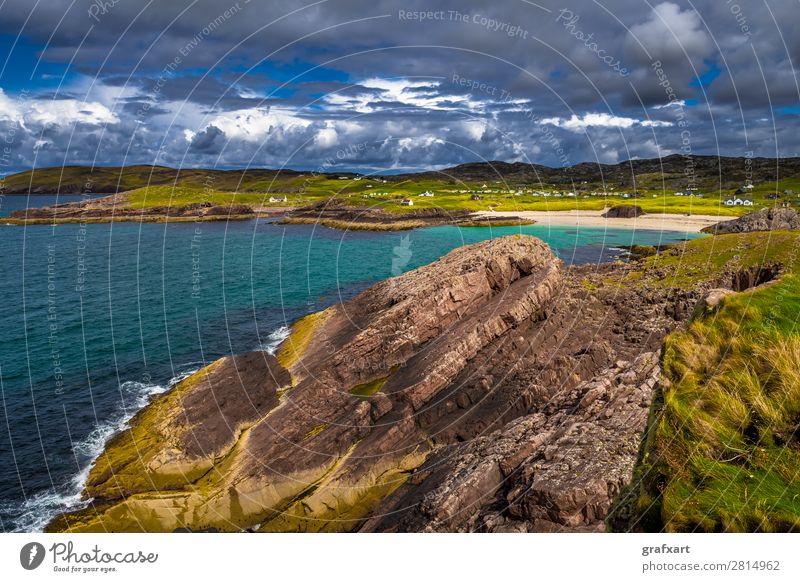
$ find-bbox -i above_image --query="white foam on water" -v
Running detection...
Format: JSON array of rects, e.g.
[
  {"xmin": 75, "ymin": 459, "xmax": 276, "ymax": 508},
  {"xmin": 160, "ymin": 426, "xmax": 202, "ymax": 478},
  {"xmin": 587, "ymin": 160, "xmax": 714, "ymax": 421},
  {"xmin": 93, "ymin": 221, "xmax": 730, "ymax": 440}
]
[
  {"xmin": 7, "ymin": 324, "xmax": 290, "ymax": 531},
  {"xmin": 5, "ymin": 367, "xmax": 200, "ymax": 532},
  {"xmin": 259, "ymin": 325, "xmax": 290, "ymax": 354}
]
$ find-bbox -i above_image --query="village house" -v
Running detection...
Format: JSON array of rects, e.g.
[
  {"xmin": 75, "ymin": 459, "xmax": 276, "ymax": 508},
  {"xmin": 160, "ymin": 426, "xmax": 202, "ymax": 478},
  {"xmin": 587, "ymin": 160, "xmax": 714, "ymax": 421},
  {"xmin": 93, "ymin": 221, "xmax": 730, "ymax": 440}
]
[
  {"xmin": 723, "ymin": 195, "xmax": 754, "ymax": 207},
  {"xmin": 399, "ymin": 198, "xmax": 414, "ymax": 206}
]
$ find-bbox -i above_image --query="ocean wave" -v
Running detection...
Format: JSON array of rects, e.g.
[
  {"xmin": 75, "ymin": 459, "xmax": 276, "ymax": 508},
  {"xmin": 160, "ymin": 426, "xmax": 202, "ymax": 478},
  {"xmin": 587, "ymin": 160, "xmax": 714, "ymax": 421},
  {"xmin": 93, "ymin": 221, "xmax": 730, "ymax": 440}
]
[
  {"xmin": 259, "ymin": 325, "xmax": 290, "ymax": 354},
  {"xmin": 4, "ymin": 367, "xmax": 199, "ymax": 532}
]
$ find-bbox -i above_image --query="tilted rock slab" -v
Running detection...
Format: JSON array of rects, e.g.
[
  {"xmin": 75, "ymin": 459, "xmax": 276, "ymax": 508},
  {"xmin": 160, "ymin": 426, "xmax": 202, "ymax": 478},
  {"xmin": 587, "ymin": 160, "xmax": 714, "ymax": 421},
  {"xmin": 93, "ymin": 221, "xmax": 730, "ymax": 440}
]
[{"xmin": 50, "ymin": 235, "xmax": 563, "ymax": 532}]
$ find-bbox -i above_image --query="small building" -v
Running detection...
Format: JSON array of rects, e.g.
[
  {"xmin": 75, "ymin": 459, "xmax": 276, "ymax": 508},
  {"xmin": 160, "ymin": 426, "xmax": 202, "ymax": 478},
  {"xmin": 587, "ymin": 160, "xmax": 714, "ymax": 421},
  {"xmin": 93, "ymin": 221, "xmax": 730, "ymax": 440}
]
[
  {"xmin": 268, "ymin": 195, "xmax": 288, "ymax": 203},
  {"xmin": 418, "ymin": 190, "xmax": 434, "ymax": 197},
  {"xmin": 724, "ymin": 195, "xmax": 754, "ymax": 206},
  {"xmin": 471, "ymin": 194, "xmax": 483, "ymax": 200},
  {"xmin": 399, "ymin": 198, "xmax": 414, "ymax": 206}
]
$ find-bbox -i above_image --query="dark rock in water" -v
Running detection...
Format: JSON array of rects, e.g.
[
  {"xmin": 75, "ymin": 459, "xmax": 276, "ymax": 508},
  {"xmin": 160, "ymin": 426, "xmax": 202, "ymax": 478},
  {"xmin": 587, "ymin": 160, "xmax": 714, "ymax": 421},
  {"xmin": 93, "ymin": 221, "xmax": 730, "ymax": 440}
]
[
  {"xmin": 703, "ymin": 208, "xmax": 800, "ymax": 234},
  {"xmin": 602, "ymin": 205, "xmax": 644, "ymax": 219},
  {"xmin": 49, "ymin": 234, "xmax": 710, "ymax": 533}
]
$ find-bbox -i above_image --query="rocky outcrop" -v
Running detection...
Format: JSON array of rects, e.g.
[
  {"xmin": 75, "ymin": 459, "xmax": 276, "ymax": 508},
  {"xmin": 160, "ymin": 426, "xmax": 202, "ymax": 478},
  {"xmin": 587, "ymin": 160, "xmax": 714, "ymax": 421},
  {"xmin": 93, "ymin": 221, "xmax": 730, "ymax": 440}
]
[
  {"xmin": 51, "ymin": 235, "xmax": 563, "ymax": 532},
  {"xmin": 602, "ymin": 205, "xmax": 644, "ymax": 218},
  {"xmin": 50, "ymin": 234, "xmax": 711, "ymax": 533},
  {"xmin": 703, "ymin": 208, "xmax": 800, "ymax": 234},
  {"xmin": 281, "ymin": 197, "xmax": 475, "ymax": 230},
  {"xmin": 362, "ymin": 353, "xmax": 659, "ymax": 532},
  {"xmin": 9, "ymin": 194, "xmax": 255, "ymax": 222}
]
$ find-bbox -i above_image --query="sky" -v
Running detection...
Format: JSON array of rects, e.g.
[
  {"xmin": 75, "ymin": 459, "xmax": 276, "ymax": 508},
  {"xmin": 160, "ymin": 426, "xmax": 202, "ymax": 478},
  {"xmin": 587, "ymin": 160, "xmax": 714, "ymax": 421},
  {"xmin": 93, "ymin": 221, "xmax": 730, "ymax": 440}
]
[{"xmin": 0, "ymin": 0, "xmax": 798, "ymax": 174}]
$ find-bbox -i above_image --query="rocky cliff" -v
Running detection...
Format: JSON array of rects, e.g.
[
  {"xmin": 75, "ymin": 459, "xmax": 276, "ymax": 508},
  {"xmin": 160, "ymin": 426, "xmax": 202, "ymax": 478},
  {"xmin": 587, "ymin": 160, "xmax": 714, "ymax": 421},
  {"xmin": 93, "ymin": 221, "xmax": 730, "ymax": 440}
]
[{"xmin": 50, "ymin": 234, "xmax": 706, "ymax": 533}]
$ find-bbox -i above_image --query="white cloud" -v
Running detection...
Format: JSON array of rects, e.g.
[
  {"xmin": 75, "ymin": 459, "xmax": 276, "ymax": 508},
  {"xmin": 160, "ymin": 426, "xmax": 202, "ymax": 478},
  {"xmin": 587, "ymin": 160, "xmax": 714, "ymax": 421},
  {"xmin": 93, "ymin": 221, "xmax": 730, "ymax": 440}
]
[
  {"xmin": 463, "ymin": 120, "xmax": 487, "ymax": 141},
  {"xmin": 0, "ymin": 89, "xmax": 22, "ymax": 123},
  {"xmin": 313, "ymin": 123, "xmax": 339, "ymax": 148},
  {"xmin": 0, "ymin": 88, "xmax": 117, "ymax": 127},
  {"xmin": 188, "ymin": 107, "xmax": 311, "ymax": 142},
  {"xmin": 539, "ymin": 112, "xmax": 673, "ymax": 131},
  {"xmin": 323, "ymin": 77, "xmax": 478, "ymax": 113},
  {"xmin": 26, "ymin": 99, "xmax": 119, "ymax": 126},
  {"xmin": 652, "ymin": 100, "xmax": 686, "ymax": 109},
  {"xmin": 641, "ymin": 119, "xmax": 674, "ymax": 127}
]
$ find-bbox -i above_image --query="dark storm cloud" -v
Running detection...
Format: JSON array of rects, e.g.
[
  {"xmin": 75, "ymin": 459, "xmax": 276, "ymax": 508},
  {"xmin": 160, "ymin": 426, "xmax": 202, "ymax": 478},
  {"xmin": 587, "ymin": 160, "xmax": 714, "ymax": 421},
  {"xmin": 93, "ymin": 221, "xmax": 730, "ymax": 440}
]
[
  {"xmin": 0, "ymin": 0, "xmax": 797, "ymax": 173},
  {"xmin": 189, "ymin": 124, "xmax": 225, "ymax": 153}
]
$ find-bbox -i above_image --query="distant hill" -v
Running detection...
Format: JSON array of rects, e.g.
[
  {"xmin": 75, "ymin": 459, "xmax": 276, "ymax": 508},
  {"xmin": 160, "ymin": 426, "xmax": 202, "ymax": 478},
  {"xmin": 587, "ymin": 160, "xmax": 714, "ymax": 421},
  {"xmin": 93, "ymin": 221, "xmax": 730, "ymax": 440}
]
[
  {"xmin": 2, "ymin": 155, "xmax": 799, "ymax": 194},
  {"xmin": 396, "ymin": 155, "xmax": 800, "ymax": 190}
]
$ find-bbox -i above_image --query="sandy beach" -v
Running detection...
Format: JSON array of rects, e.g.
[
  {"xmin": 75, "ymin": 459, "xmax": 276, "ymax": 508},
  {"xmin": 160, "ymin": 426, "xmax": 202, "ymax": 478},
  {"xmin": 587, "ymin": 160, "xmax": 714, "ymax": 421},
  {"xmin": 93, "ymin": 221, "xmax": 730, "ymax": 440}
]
[{"xmin": 475, "ymin": 209, "xmax": 735, "ymax": 233}]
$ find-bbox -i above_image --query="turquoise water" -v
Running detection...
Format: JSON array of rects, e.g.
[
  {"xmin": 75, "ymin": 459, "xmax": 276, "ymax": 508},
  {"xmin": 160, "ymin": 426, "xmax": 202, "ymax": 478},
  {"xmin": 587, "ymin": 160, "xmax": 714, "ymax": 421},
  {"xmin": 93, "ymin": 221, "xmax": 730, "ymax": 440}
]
[{"xmin": 0, "ymin": 197, "xmax": 702, "ymax": 531}]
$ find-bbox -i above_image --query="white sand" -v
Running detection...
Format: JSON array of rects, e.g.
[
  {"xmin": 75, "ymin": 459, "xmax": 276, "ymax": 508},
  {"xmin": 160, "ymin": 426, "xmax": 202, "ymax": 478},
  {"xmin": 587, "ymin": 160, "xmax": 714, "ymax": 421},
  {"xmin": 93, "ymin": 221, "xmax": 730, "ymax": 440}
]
[{"xmin": 475, "ymin": 209, "xmax": 735, "ymax": 233}]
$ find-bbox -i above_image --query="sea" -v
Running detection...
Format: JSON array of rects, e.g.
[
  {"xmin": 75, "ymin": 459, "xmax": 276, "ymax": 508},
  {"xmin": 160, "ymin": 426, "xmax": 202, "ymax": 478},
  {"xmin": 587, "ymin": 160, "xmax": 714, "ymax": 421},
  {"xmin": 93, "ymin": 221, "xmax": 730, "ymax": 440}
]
[{"xmin": 0, "ymin": 194, "xmax": 703, "ymax": 531}]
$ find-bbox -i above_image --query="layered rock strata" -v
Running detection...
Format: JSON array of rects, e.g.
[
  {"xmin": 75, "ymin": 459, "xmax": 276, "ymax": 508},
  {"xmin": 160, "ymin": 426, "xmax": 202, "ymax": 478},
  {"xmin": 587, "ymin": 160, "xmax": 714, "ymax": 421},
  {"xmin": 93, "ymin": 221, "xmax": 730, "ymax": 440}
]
[{"xmin": 51, "ymin": 235, "xmax": 699, "ymax": 532}]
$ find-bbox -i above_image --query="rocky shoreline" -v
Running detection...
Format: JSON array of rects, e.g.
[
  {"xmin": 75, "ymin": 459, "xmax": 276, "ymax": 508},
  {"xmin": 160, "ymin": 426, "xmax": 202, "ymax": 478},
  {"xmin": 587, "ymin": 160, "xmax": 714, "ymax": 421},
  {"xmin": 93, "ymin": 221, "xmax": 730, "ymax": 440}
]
[
  {"xmin": 4, "ymin": 194, "xmax": 534, "ymax": 230},
  {"xmin": 50, "ymin": 231, "xmax": 765, "ymax": 533},
  {"xmin": 702, "ymin": 207, "xmax": 800, "ymax": 234}
]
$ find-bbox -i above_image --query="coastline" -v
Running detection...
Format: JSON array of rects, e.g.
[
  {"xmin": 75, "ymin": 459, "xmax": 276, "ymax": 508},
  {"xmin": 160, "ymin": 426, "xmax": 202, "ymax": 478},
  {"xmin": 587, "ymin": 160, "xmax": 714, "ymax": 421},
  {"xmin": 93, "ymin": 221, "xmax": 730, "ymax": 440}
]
[
  {"xmin": 3, "ymin": 207, "xmax": 729, "ymax": 232},
  {"xmin": 475, "ymin": 210, "xmax": 735, "ymax": 233},
  {"xmin": 2, "ymin": 213, "xmax": 267, "ymax": 225},
  {"xmin": 47, "ymin": 231, "xmax": 800, "ymax": 533}
]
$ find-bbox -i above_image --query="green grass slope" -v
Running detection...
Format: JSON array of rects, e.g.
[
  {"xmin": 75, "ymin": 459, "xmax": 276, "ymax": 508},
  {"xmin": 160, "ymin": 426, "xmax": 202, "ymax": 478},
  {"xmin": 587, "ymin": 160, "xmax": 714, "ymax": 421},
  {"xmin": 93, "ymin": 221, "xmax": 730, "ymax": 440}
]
[{"xmin": 623, "ymin": 232, "xmax": 800, "ymax": 532}]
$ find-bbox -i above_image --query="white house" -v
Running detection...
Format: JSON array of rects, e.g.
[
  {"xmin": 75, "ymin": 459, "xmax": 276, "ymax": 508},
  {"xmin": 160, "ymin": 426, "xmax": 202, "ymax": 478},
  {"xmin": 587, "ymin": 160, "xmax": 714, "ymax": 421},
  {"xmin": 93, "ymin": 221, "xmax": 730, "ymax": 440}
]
[
  {"xmin": 418, "ymin": 190, "xmax": 434, "ymax": 197},
  {"xmin": 268, "ymin": 195, "xmax": 288, "ymax": 203},
  {"xmin": 724, "ymin": 195, "xmax": 754, "ymax": 206},
  {"xmin": 399, "ymin": 198, "xmax": 414, "ymax": 206}
]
